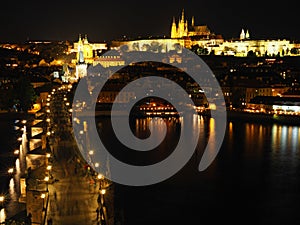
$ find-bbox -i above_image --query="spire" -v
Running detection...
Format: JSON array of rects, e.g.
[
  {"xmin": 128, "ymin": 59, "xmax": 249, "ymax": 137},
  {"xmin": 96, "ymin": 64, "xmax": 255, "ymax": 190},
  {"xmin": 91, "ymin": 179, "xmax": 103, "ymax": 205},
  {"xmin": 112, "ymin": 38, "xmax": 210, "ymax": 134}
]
[
  {"xmin": 181, "ymin": 9, "xmax": 185, "ymax": 22},
  {"xmin": 191, "ymin": 16, "xmax": 195, "ymax": 27},
  {"xmin": 172, "ymin": 17, "xmax": 176, "ymax": 25},
  {"xmin": 84, "ymin": 34, "xmax": 88, "ymax": 44},
  {"xmin": 240, "ymin": 29, "xmax": 245, "ymax": 40},
  {"xmin": 171, "ymin": 17, "xmax": 178, "ymax": 38},
  {"xmin": 246, "ymin": 29, "xmax": 250, "ymax": 39}
]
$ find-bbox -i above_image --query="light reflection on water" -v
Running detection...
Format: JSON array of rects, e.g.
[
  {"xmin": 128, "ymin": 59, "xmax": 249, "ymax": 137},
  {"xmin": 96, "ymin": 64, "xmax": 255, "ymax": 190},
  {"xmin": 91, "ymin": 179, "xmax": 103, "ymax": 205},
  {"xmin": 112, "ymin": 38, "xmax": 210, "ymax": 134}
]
[
  {"xmin": 0, "ymin": 208, "xmax": 6, "ymax": 223},
  {"xmin": 109, "ymin": 117, "xmax": 300, "ymax": 225}
]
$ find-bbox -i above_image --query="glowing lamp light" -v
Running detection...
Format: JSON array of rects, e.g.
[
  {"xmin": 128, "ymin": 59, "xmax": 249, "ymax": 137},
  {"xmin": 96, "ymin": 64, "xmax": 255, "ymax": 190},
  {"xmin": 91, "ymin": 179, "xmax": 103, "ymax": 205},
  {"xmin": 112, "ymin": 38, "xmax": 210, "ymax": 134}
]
[
  {"xmin": 0, "ymin": 196, "xmax": 4, "ymax": 202},
  {"xmin": 8, "ymin": 168, "xmax": 14, "ymax": 174},
  {"xmin": 100, "ymin": 189, "xmax": 106, "ymax": 195},
  {"xmin": 89, "ymin": 150, "xmax": 94, "ymax": 155},
  {"xmin": 97, "ymin": 174, "xmax": 104, "ymax": 180}
]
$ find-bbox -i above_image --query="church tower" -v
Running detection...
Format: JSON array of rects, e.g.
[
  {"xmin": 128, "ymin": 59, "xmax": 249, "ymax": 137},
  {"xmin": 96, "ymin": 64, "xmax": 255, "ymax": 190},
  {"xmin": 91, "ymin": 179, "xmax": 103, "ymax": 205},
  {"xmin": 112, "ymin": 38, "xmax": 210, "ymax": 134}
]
[
  {"xmin": 245, "ymin": 30, "xmax": 250, "ymax": 39},
  {"xmin": 75, "ymin": 34, "xmax": 88, "ymax": 80},
  {"xmin": 76, "ymin": 34, "xmax": 84, "ymax": 62},
  {"xmin": 191, "ymin": 16, "xmax": 195, "ymax": 27},
  {"xmin": 171, "ymin": 17, "xmax": 178, "ymax": 38},
  {"xmin": 178, "ymin": 9, "xmax": 185, "ymax": 37},
  {"xmin": 240, "ymin": 29, "xmax": 246, "ymax": 40},
  {"xmin": 171, "ymin": 9, "xmax": 188, "ymax": 38}
]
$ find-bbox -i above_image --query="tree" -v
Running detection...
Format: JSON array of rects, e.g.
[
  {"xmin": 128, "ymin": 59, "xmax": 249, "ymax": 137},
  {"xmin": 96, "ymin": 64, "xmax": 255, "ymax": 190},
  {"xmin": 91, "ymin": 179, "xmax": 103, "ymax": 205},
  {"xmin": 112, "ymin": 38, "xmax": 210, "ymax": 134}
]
[
  {"xmin": 15, "ymin": 77, "xmax": 37, "ymax": 112},
  {"xmin": 0, "ymin": 87, "xmax": 17, "ymax": 111},
  {"xmin": 291, "ymin": 48, "xmax": 299, "ymax": 55},
  {"xmin": 247, "ymin": 50, "xmax": 256, "ymax": 57}
]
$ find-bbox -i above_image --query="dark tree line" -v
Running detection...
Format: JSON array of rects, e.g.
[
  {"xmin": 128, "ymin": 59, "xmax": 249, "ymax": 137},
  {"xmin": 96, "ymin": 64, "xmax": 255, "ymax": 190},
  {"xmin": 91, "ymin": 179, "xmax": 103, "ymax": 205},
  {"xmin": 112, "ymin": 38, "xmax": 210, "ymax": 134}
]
[{"xmin": 0, "ymin": 76, "xmax": 37, "ymax": 112}]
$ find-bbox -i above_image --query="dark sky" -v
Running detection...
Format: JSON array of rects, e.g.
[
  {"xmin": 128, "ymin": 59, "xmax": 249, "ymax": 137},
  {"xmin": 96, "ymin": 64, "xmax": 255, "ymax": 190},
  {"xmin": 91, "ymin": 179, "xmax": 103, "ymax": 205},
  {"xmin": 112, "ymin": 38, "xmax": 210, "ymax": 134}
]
[{"xmin": 0, "ymin": 0, "xmax": 299, "ymax": 43}]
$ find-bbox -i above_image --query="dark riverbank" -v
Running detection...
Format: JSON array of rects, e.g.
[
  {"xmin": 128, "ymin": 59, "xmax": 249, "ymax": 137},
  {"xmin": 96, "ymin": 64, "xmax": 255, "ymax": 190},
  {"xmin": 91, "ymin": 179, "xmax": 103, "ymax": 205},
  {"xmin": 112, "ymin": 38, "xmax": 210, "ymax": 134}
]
[
  {"xmin": 226, "ymin": 110, "xmax": 300, "ymax": 126},
  {"xmin": 0, "ymin": 112, "xmax": 32, "ymax": 120}
]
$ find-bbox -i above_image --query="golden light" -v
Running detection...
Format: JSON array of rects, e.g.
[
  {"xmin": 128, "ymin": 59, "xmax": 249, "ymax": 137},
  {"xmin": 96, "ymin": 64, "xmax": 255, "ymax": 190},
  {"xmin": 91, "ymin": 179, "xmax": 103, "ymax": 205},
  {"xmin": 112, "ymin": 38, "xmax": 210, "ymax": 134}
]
[
  {"xmin": 44, "ymin": 176, "xmax": 50, "ymax": 182},
  {"xmin": 21, "ymin": 120, "xmax": 27, "ymax": 124},
  {"xmin": 46, "ymin": 153, "xmax": 51, "ymax": 158},
  {"xmin": 14, "ymin": 150, "xmax": 19, "ymax": 155},
  {"xmin": 95, "ymin": 163, "xmax": 99, "ymax": 168},
  {"xmin": 97, "ymin": 174, "xmax": 104, "ymax": 180},
  {"xmin": 46, "ymin": 165, "xmax": 52, "ymax": 171},
  {"xmin": 89, "ymin": 150, "xmax": 94, "ymax": 155},
  {"xmin": 0, "ymin": 196, "xmax": 4, "ymax": 202},
  {"xmin": 46, "ymin": 118, "xmax": 50, "ymax": 123},
  {"xmin": 41, "ymin": 193, "xmax": 46, "ymax": 199},
  {"xmin": 8, "ymin": 168, "xmax": 14, "ymax": 174},
  {"xmin": 100, "ymin": 189, "xmax": 106, "ymax": 195},
  {"xmin": 209, "ymin": 103, "xmax": 217, "ymax": 110}
]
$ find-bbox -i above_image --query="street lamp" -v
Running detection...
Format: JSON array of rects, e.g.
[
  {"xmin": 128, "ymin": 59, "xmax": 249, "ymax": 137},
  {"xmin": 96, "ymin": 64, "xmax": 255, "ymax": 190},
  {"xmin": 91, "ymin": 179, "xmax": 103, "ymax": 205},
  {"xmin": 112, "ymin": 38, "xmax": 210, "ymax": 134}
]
[
  {"xmin": 100, "ymin": 188, "xmax": 106, "ymax": 205},
  {"xmin": 46, "ymin": 165, "xmax": 52, "ymax": 171},
  {"xmin": 41, "ymin": 193, "xmax": 46, "ymax": 211},
  {"xmin": 97, "ymin": 174, "xmax": 104, "ymax": 189},
  {"xmin": 99, "ymin": 189, "xmax": 107, "ymax": 224},
  {"xmin": 44, "ymin": 176, "xmax": 49, "ymax": 191},
  {"xmin": 46, "ymin": 165, "xmax": 52, "ymax": 178}
]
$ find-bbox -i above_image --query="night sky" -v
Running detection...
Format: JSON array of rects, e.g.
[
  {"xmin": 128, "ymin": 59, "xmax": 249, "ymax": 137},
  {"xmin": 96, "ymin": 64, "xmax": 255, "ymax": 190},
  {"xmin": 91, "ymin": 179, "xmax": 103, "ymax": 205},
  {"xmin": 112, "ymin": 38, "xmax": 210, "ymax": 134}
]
[{"xmin": 0, "ymin": 0, "xmax": 299, "ymax": 43}]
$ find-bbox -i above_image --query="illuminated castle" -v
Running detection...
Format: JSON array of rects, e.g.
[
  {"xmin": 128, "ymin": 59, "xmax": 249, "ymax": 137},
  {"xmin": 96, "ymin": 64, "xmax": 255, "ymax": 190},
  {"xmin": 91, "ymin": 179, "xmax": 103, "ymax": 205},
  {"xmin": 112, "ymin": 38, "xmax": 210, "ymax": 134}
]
[
  {"xmin": 72, "ymin": 34, "xmax": 107, "ymax": 65},
  {"xmin": 73, "ymin": 34, "xmax": 94, "ymax": 64},
  {"xmin": 111, "ymin": 10, "xmax": 300, "ymax": 57},
  {"xmin": 171, "ymin": 9, "xmax": 212, "ymax": 39}
]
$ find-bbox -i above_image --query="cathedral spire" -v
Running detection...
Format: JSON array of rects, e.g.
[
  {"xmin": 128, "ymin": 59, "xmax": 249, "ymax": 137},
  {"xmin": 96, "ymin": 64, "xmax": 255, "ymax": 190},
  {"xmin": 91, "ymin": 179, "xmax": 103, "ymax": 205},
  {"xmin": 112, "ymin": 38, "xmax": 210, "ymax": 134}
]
[
  {"xmin": 171, "ymin": 17, "xmax": 178, "ymax": 38},
  {"xmin": 84, "ymin": 34, "xmax": 88, "ymax": 44},
  {"xmin": 240, "ymin": 29, "xmax": 245, "ymax": 40},
  {"xmin": 246, "ymin": 29, "xmax": 250, "ymax": 39},
  {"xmin": 181, "ymin": 9, "xmax": 185, "ymax": 22},
  {"xmin": 191, "ymin": 16, "xmax": 195, "ymax": 27}
]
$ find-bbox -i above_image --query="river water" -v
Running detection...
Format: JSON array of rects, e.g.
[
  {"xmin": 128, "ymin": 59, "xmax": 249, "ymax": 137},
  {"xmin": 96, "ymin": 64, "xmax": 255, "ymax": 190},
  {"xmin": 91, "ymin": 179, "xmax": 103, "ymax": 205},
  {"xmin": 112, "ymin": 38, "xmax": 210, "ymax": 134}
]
[
  {"xmin": 0, "ymin": 116, "xmax": 26, "ymax": 223},
  {"xmin": 96, "ymin": 115, "xmax": 300, "ymax": 225},
  {"xmin": 1, "ymin": 115, "xmax": 300, "ymax": 224}
]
